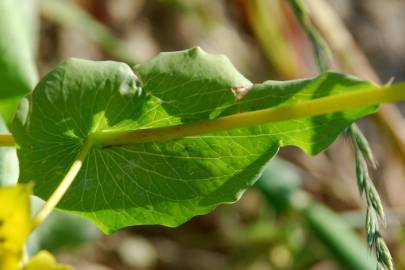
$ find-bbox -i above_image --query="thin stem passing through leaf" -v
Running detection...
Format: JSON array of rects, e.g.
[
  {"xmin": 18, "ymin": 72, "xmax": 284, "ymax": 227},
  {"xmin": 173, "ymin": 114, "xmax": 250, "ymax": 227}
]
[{"xmin": 31, "ymin": 137, "xmax": 94, "ymax": 231}]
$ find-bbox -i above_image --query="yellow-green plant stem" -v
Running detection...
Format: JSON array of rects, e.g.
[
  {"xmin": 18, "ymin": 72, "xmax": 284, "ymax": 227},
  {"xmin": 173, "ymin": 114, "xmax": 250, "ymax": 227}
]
[
  {"xmin": 0, "ymin": 133, "xmax": 15, "ymax": 146},
  {"xmin": 2, "ymin": 83, "xmax": 405, "ymax": 149},
  {"xmin": 31, "ymin": 138, "xmax": 93, "ymax": 231},
  {"xmin": 96, "ymin": 82, "xmax": 405, "ymax": 147}
]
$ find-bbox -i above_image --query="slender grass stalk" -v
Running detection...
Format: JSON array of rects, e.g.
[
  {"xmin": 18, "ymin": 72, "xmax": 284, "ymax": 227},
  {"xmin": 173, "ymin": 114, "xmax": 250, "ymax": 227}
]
[
  {"xmin": 95, "ymin": 82, "xmax": 405, "ymax": 147},
  {"xmin": 306, "ymin": 0, "xmax": 405, "ymax": 169},
  {"xmin": 287, "ymin": 0, "xmax": 394, "ymax": 269},
  {"xmin": 0, "ymin": 133, "xmax": 15, "ymax": 146},
  {"xmin": 31, "ymin": 137, "xmax": 93, "ymax": 231},
  {"xmin": 287, "ymin": 0, "xmax": 330, "ymax": 72}
]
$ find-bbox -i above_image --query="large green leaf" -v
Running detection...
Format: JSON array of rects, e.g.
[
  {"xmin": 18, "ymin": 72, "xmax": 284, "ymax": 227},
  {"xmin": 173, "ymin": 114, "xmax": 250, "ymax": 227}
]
[
  {"xmin": 0, "ymin": 0, "xmax": 38, "ymax": 124},
  {"xmin": 12, "ymin": 48, "xmax": 376, "ymax": 233}
]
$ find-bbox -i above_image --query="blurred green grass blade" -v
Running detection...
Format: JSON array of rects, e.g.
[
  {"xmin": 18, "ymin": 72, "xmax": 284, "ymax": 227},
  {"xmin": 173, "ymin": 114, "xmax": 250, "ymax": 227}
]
[
  {"xmin": 39, "ymin": 0, "xmax": 137, "ymax": 64},
  {"xmin": 0, "ymin": 0, "xmax": 38, "ymax": 124},
  {"xmin": 256, "ymin": 160, "xmax": 377, "ymax": 270},
  {"xmin": 304, "ymin": 203, "xmax": 377, "ymax": 270},
  {"xmin": 255, "ymin": 158, "xmax": 301, "ymax": 213},
  {"xmin": 21, "ymin": 0, "xmax": 40, "ymax": 55}
]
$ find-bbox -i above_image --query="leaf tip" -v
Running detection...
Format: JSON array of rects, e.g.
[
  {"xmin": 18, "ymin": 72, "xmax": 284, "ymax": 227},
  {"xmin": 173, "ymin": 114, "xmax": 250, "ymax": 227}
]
[{"xmin": 188, "ymin": 46, "xmax": 204, "ymax": 58}]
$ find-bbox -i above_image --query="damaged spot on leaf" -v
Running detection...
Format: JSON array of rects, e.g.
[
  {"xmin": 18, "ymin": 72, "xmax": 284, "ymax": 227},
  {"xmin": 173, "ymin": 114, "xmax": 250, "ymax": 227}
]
[{"xmin": 231, "ymin": 86, "xmax": 251, "ymax": 100}]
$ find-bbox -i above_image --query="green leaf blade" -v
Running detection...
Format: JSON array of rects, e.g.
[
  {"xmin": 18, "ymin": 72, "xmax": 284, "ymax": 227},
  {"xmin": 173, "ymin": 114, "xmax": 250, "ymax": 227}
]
[
  {"xmin": 224, "ymin": 72, "xmax": 376, "ymax": 154},
  {"xmin": 13, "ymin": 48, "xmax": 377, "ymax": 233}
]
